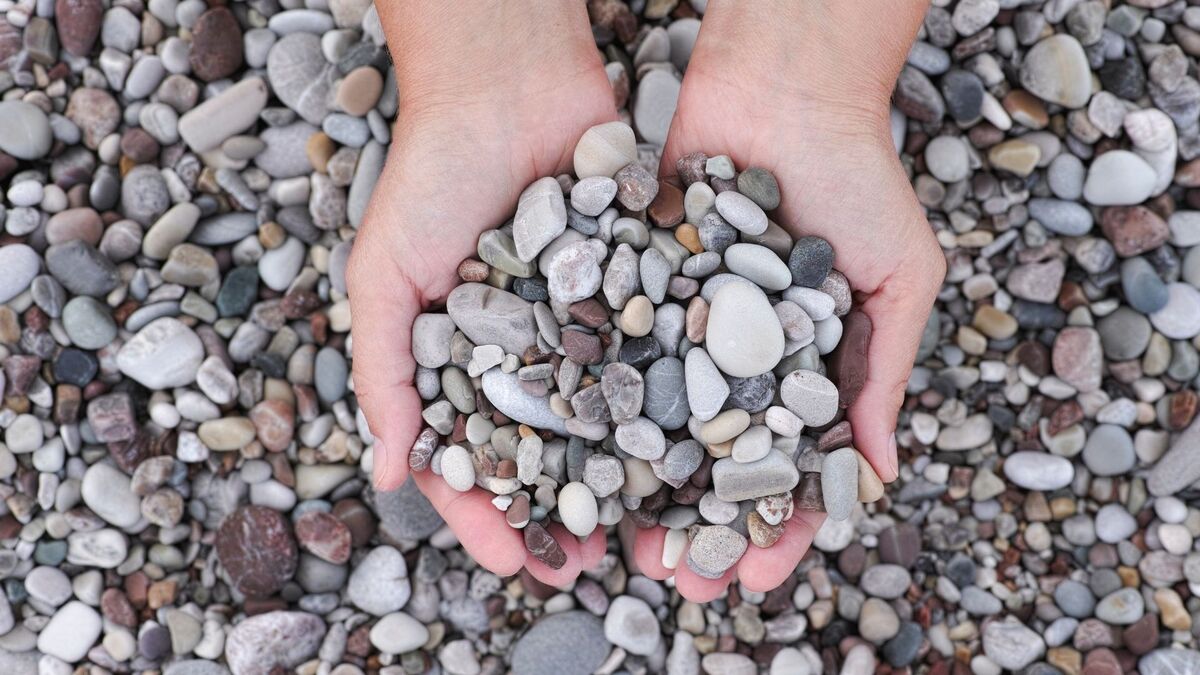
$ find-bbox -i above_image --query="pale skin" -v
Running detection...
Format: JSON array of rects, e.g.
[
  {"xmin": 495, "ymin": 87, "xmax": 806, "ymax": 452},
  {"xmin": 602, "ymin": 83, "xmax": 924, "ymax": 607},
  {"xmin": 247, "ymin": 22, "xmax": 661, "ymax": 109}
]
[{"xmin": 347, "ymin": 1, "xmax": 945, "ymax": 597}]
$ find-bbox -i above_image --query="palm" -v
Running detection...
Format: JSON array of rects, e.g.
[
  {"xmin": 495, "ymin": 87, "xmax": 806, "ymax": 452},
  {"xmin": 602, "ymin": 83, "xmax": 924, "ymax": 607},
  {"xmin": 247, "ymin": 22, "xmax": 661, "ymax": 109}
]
[
  {"xmin": 347, "ymin": 64, "xmax": 617, "ymax": 583},
  {"xmin": 629, "ymin": 64, "xmax": 945, "ymax": 601}
]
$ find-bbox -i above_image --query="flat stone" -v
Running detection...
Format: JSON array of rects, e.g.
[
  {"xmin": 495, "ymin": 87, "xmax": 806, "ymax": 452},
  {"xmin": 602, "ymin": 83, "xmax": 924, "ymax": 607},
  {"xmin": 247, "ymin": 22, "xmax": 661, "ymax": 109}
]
[
  {"xmin": 179, "ymin": 77, "xmax": 269, "ymax": 153},
  {"xmin": 1029, "ymin": 198, "xmax": 1094, "ymax": 235},
  {"xmin": 81, "ymin": 462, "xmax": 141, "ymax": 528},
  {"xmin": 446, "ymin": 283, "xmax": 538, "ymax": 356},
  {"xmin": 511, "ymin": 611, "xmax": 609, "ymax": 675},
  {"xmin": 1052, "ymin": 326, "xmax": 1102, "ymax": 392},
  {"xmin": 633, "ymin": 70, "xmax": 679, "ymax": 146},
  {"xmin": 1085, "ymin": 150, "xmax": 1156, "ymax": 206},
  {"xmin": 46, "ymin": 240, "xmax": 119, "ymax": 297},
  {"xmin": 780, "ymin": 370, "xmax": 839, "ymax": 426},
  {"xmin": 615, "ymin": 417, "xmax": 667, "ymax": 461},
  {"xmin": 117, "ymin": 317, "xmax": 205, "ymax": 389},
  {"xmin": 481, "ymin": 370, "xmax": 569, "ymax": 435},
  {"xmin": 714, "ymin": 191, "xmax": 768, "ymax": 235},
  {"xmin": 1148, "ymin": 416, "xmax": 1200, "ymax": 496},
  {"xmin": 225, "ymin": 612, "xmax": 324, "ymax": 675},
  {"xmin": 1003, "ymin": 451, "xmax": 1075, "ymax": 490},
  {"xmin": 1101, "ymin": 205, "xmax": 1170, "ymax": 257},
  {"xmin": 642, "ymin": 357, "xmax": 690, "ymax": 430},
  {"xmin": 267, "ymin": 33, "xmax": 335, "ymax": 123},
  {"xmin": 1150, "ymin": 283, "xmax": 1200, "ymax": 339},
  {"xmin": 711, "ymin": 450, "xmax": 799, "ymax": 502},
  {"xmin": 821, "ymin": 448, "xmax": 859, "ymax": 521},
  {"xmin": 983, "ymin": 620, "xmax": 1046, "ymax": 670}
]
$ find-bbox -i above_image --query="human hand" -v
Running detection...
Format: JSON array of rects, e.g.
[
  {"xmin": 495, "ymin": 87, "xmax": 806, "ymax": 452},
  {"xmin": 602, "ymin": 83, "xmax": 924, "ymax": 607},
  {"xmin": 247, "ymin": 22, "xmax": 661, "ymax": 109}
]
[
  {"xmin": 631, "ymin": 0, "xmax": 945, "ymax": 601},
  {"xmin": 346, "ymin": 4, "xmax": 617, "ymax": 584}
]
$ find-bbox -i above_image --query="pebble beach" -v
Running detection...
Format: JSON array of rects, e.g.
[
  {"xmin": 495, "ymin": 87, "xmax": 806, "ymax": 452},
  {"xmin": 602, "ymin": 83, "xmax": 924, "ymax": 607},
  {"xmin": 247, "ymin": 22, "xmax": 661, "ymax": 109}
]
[{"xmin": 0, "ymin": 0, "xmax": 1198, "ymax": 674}]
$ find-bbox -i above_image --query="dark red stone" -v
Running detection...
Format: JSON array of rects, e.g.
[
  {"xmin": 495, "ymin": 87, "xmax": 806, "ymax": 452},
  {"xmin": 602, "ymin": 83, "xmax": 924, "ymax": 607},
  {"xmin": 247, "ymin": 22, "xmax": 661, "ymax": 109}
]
[
  {"xmin": 55, "ymin": 0, "xmax": 102, "ymax": 56},
  {"xmin": 830, "ymin": 311, "xmax": 871, "ymax": 409},
  {"xmin": 523, "ymin": 521, "xmax": 566, "ymax": 570},
  {"xmin": 216, "ymin": 506, "xmax": 298, "ymax": 598},
  {"xmin": 1100, "ymin": 206, "xmax": 1169, "ymax": 257},
  {"xmin": 294, "ymin": 511, "xmax": 351, "ymax": 564},
  {"xmin": 190, "ymin": 7, "xmax": 244, "ymax": 82}
]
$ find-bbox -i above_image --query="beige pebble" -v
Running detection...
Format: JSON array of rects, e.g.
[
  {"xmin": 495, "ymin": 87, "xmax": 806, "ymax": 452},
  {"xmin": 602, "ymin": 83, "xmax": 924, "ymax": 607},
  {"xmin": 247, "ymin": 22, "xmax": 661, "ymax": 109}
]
[
  {"xmin": 857, "ymin": 450, "xmax": 884, "ymax": 502},
  {"xmin": 337, "ymin": 67, "xmax": 384, "ymax": 117},
  {"xmin": 621, "ymin": 295, "xmax": 654, "ymax": 337}
]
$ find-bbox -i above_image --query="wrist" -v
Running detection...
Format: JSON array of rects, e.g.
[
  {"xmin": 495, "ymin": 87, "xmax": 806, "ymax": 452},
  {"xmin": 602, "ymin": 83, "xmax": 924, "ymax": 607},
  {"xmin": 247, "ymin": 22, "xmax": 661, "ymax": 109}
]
[
  {"xmin": 695, "ymin": 0, "xmax": 925, "ymax": 127},
  {"xmin": 383, "ymin": 4, "xmax": 603, "ymax": 115}
]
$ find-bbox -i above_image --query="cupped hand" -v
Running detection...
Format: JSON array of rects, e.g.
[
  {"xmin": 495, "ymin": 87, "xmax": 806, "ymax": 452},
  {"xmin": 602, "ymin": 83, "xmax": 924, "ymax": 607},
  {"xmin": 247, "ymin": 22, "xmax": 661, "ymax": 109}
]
[
  {"xmin": 632, "ymin": 22, "xmax": 946, "ymax": 601},
  {"xmin": 346, "ymin": 45, "xmax": 617, "ymax": 584}
]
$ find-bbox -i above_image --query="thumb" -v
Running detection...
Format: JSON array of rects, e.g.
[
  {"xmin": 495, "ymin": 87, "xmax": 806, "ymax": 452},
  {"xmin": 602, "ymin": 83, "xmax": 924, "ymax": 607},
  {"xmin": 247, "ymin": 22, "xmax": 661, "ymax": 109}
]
[
  {"xmin": 346, "ymin": 246, "xmax": 425, "ymax": 491},
  {"xmin": 834, "ymin": 263, "xmax": 942, "ymax": 484}
]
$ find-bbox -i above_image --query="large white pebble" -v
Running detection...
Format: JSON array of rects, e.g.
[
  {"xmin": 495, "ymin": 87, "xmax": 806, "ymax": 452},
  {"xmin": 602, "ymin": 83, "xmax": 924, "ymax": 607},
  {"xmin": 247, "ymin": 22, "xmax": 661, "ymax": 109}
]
[
  {"xmin": 705, "ymin": 281, "xmax": 784, "ymax": 378},
  {"xmin": 558, "ymin": 482, "xmax": 599, "ymax": 537}
]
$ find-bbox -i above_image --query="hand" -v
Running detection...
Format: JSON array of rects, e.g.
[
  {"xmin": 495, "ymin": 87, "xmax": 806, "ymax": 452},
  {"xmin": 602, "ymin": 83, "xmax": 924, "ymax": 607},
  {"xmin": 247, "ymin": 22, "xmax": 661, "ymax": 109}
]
[
  {"xmin": 631, "ymin": 1, "xmax": 945, "ymax": 601},
  {"xmin": 346, "ymin": 4, "xmax": 617, "ymax": 585}
]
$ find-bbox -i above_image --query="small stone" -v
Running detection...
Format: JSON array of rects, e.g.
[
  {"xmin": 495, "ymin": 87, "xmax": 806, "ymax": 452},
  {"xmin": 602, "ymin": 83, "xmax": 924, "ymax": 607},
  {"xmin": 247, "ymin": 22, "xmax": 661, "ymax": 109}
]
[
  {"xmin": 1020, "ymin": 34, "xmax": 1093, "ymax": 108},
  {"xmin": 524, "ymin": 521, "xmax": 566, "ymax": 569},
  {"xmin": 1003, "ymin": 451, "xmax": 1075, "ymax": 490},
  {"xmin": 0, "ymin": 101, "xmax": 52, "ymax": 160},
  {"xmin": 574, "ymin": 122, "xmax": 637, "ymax": 179},
  {"xmin": 706, "ymin": 282, "xmax": 785, "ymax": 378},
  {"xmin": 604, "ymin": 596, "xmax": 660, "ymax": 655},
  {"xmin": 820, "ymin": 448, "xmax": 859, "ymax": 521},
  {"xmin": 225, "ymin": 612, "xmax": 324, "ymax": 675},
  {"xmin": 714, "ymin": 191, "xmax": 768, "ymax": 235},
  {"xmin": 686, "ymin": 525, "xmax": 747, "ymax": 579}
]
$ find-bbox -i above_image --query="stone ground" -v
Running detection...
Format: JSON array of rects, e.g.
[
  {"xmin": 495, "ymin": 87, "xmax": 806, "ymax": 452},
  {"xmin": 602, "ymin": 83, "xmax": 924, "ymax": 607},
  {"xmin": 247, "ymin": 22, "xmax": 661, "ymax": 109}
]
[{"xmin": 0, "ymin": 0, "xmax": 1199, "ymax": 674}]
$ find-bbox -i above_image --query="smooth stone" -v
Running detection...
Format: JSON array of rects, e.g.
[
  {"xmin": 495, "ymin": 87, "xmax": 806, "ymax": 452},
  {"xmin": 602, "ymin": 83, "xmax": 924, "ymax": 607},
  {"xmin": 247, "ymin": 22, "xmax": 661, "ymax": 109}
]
[
  {"xmin": 513, "ymin": 177, "xmax": 568, "ymax": 262},
  {"xmin": 412, "ymin": 314, "xmax": 456, "ymax": 369},
  {"xmin": 45, "ymin": 240, "xmax": 119, "ymax": 297},
  {"xmin": 547, "ymin": 242, "xmax": 602, "ymax": 303},
  {"xmin": 117, "ymin": 318, "xmax": 204, "ymax": 388},
  {"xmin": 81, "ymin": 462, "xmax": 140, "ymax": 528},
  {"xmin": 1150, "ymin": 283, "xmax": 1200, "ymax": 339},
  {"xmin": 0, "ymin": 101, "xmax": 52, "ymax": 159},
  {"xmin": 225, "ymin": 612, "xmax": 325, "ymax": 674},
  {"xmin": 481, "ymin": 370, "xmax": 568, "ymax": 435},
  {"xmin": 573, "ymin": 122, "xmax": 637, "ymax": 179},
  {"xmin": 686, "ymin": 525, "xmax": 747, "ymax": 579},
  {"xmin": 982, "ymin": 620, "xmax": 1045, "ymax": 670},
  {"xmin": 731, "ymin": 425, "xmax": 772, "ymax": 463},
  {"xmin": 1082, "ymin": 424, "xmax": 1136, "ymax": 476},
  {"xmin": 821, "ymin": 447, "xmax": 859, "ymax": 521},
  {"xmin": 1083, "ymin": 150, "xmax": 1157, "ymax": 205},
  {"xmin": 62, "ymin": 296, "xmax": 117, "ymax": 349},
  {"xmin": 633, "ymin": 70, "xmax": 679, "ymax": 146},
  {"xmin": 925, "ymin": 136, "xmax": 971, "ymax": 183},
  {"xmin": 178, "ymin": 77, "xmax": 269, "ymax": 152},
  {"xmin": 684, "ymin": 348, "xmax": 729, "ymax": 422},
  {"xmin": 570, "ymin": 176, "xmax": 618, "ymax": 216},
  {"xmin": 711, "ymin": 450, "xmax": 799, "ymax": 502},
  {"xmin": 714, "ymin": 191, "xmax": 768, "ymax": 235},
  {"xmin": 642, "ymin": 357, "xmax": 690, "ymax": 431},
  {"xmin": 1121, "ymin": 257, "xmax": 1169, "ymax": 313},
  {"xmin": 510, "ymin": 612, "xmax": 609, "ymax": 675},
  {"xmin": 724, "ymin": 243, "xmax": 791, "ymax": 290},
  {"xmin": 1003, "ymin": 451, "xmax": 1075, "ymax": 490},
  {"xmin": 1095, "ymin": 587, "xmax": 1145, "ymax": 624},
  {"xmin": 788, "ymin": 237, "xmax": 835, "ymax": 288},
  {"xmin": 191, "ymin": 213, "xmax": 259, "ymax": 245},
  {"xmin": 780, "ymin": 369, "xmax": 839, "ymax": 427},
  {"xmin": 37, "ymin": 601, "xmax": 101, "ymax": 663},
  {"xmin": 1028, "ymin": 198, "xmax": 1094, "ymax": 235},
  {"xmin": 446, "ymin": 283, "xmax": 538, "ymax": 355},
  {"xmin": 615, "ymin": 417, "xmax": 667, "ymax": 461},
  {"xmin": 346, "ymin": 546, "xmax": 410, "ymax": 615},
  {"xmin": 604, "ymin": 596, "xmax": 660, "ymax": 656},
  {"xmin": 0, "ymin": 244, "xmax": 39, "ymax": 303},
  {"xmin": 706, "ymin": 281, "xmax": 785, "ymax": 378},
  {"xmin": 1020, "ymin": 34, "xmax": 1093, "ymax": 108},
  {"xmin": 267, "ymin": 33, "xmax": 335, "ymax": 124},
  {"xmin": 558, "ymin": 482, "xmax": 598, "ymax": 537}
]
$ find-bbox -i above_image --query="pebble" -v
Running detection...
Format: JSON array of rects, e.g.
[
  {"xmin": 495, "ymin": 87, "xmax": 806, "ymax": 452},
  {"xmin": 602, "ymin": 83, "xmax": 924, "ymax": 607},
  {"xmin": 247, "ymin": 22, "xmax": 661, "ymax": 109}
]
[
  {"xmin": 37, "ymin": 601, "xmax": 102, "ymax": 663},
  {"xmin": 0, "ymin": 244, "xmax": 39, "ymax": 303},
  {"xmin": 714, "ymin": 191, "xmax": 768, "ymax": 235},
  {"xmin": 573, "ymin": 122, "xmax": 637, "ymax": 178},
  {"xmin": 226, "ymin": 612, "xmax": 325, "ymax": 674},
  {"xmin": 347, "ymin": 546, "xmax": 410, "ymax": 615},
  {"xmin": 604, "ymin": 596, "xmax": 660, "ymax": 655},
  {"xmin": 1003, "ymin": 452, "xmax": 1075, "ymax": 490},
  {"xmin": 0, "ymin": 102, "xmax": 52, "ymax": 159},
  {"xmin": 686, "ymin": 525, "xmax": 747, "ymax": 579},
  {"xmin": 1020, "ymin": 34, "xmax": 1093, "ymax": 107},
  {"xmin": 511, "ymin": 612, "xmax": 609, "ymax": 675},
  {"xmin": 705, "ymin": 281, "xmax": 784, "ymax": 377},
  {"xmin": 117, "ymin": 318, "xmax": 204, "ymax": 389},
  {"xmin": 821, "ymin": 448, "xmax": 859, "ymax": 521}
]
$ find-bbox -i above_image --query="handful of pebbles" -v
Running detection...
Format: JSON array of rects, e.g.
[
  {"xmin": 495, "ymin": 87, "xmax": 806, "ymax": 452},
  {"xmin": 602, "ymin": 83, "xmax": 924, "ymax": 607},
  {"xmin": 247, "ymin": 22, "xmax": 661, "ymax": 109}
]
[{"xmin": 410, "ymin": 121, "xmax": 881, "ymax": 578}]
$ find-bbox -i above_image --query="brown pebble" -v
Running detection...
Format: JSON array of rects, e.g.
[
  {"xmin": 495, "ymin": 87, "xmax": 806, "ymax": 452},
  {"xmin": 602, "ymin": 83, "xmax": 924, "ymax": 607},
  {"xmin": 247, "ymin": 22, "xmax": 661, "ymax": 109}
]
[
  {"xmin": 647, "ymin": 182, "xmax": 684, "ymax": 227},
  {"xmin": 458, "ymin": 259, "xmax": 489, "ymax": 282},
  {"xmin": 523, "ymin": 521, "xmax": 566, "ymax": 569},
  {"xmin": 190, "ymin": 7, "xmax": 244, "ymax": 82},
  {"xmin": 507, "ymin": 494, "xmax": 530, "ymax": 528},
  {"xmin": 1100, "ymin": 206, "xmax": 1169, "ymax": 257},
  {"xmin": 747, "ymin": 511, "xmax": 784, "ymax": 548},
  {"xmin": 675, "ymin": 223, "xmax": 703, "ymax": 254},
  {"xmin": 676, "ymin": 152, "xmax": 708, "ymax": 186},
  {"xmin": 409, "ymin": 427, "xmax": 438, "ymax": 471},
  {"xmin": 294, "ymin": 511, "xmax": 352, "ymax": 564},
  {"xmin": 337, "ymin": 67, "xmax": 384, "ymax": 116},
  {"xmin": 794, "ymin": 472, "xmax": 824, "ymax": 512},
  {"xmin": 307, "ymin": 133, "xmax": 336, "ymax": 173}
]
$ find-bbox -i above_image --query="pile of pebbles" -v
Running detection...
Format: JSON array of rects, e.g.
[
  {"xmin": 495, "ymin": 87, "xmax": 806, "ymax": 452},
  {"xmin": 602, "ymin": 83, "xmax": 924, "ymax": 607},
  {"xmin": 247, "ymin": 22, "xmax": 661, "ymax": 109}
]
[
  {"xmin": 0, "ymin": 0, "xmax": 1196, "ymax": 674},
  {"xmin": 411, "ymin": 120, "xmax": 876, "ymax": 578}
]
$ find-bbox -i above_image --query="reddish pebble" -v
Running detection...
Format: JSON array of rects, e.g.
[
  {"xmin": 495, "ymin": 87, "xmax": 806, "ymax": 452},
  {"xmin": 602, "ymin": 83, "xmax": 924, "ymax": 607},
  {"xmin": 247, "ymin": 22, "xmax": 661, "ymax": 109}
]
[{"xmin": 294, "ymin": 511, "xmax": 352, "ymax": 564}]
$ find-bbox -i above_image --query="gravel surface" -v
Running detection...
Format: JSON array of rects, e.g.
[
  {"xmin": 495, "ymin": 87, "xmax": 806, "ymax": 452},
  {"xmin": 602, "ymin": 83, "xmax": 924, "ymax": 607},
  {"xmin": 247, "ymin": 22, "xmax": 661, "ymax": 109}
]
[{"xmin": 0, "ymin": 0, "xmax": 1197, "ymax": 674}]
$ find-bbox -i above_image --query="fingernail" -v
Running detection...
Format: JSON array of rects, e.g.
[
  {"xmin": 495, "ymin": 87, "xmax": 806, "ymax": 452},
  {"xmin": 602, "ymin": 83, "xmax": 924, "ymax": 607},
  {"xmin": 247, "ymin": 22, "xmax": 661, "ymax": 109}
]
[
  {"xmin": 887, "ymin": 434, "xmax": 898, "ymax": 480},
  {"xmin": 372, "ymin": 441, "xmax": 389, "ymax": 490}
]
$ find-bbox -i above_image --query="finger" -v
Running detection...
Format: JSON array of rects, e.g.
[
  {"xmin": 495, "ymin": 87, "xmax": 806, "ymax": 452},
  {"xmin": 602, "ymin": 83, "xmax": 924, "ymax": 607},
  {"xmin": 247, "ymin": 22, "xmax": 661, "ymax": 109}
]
[
  {"xmin": 673, "ymin": 541, "xmax": 735, "ymax": 603},
  {"xmin": 347, "ymin": 243, "xmax": 425, "ymax": 491},
  {"xmin": 524, "ymin": 522, "xmax": 587, "ymax": 588},
  {"xmin": 577, "ymin": 527, "xmax": 609, "ymax": 571},
  {"xmin": 412, "ymin": 470, "xmax": 527, "ymax": 575},
  {"xmin": 736, "ymin": 512, "xmax": 824, "ymax": 593},
  {"xmin": 842, "ymin": 261, "xmax": 942, "ymax": 483},
  {"xmin": 631, "ymin": 525, "xmax": 674, "ymax": 580}
]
